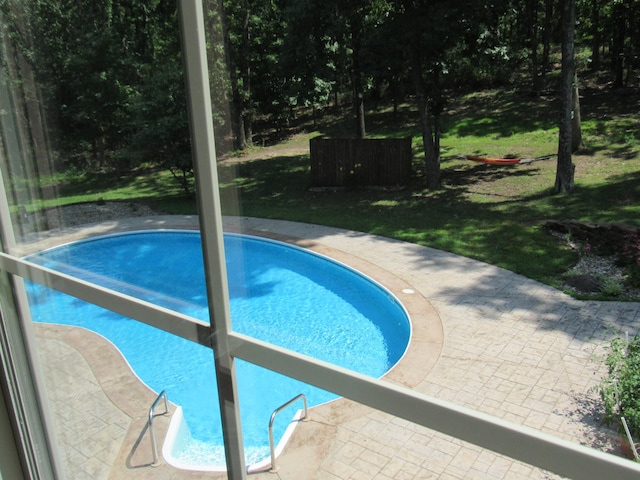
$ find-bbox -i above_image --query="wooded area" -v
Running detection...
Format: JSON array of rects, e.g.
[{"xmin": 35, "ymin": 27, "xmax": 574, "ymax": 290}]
[{"xmin": 0, "ymin": 0, "xmax": 638, "ymax": 194}]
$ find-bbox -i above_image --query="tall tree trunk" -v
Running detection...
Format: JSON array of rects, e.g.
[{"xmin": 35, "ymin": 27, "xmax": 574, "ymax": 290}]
[
  {"xmin": 555, "ymin": 0, "xmax": 576, "ymax": 194},
  {"xmin": 432, "ymin": 65, "xmax": 443, "ymax": 162},
  {"xmin": 350, "ymin": 11, "xmax": 366, "ymax": 139},
  {"xmin": 234, "ymin": 109, "xmax": 247, "ymax": 149},
  {"xmin": 239, "ymin": 0, "xmax": 252, "ymax": 146},
  {"xmin": 411, "ymin": 56, "xmax": 440, "ymax": 190},
  {"xmin": 94, "ymin": 131, "xmax": 106, "ymax": 171},
  {"xmin": 541, "ymin": 0, "xmax": 553, "ymax": 79},
  {"xmin": 527, "ymin": 0, "xmax": 542, "ymax": 93},
  {"xmin": 243, "ymin": 114, "xmax": 252, "ymax": 147},
  {"xmin": 571, "ymin": 72, "xmax": 582, "ymax": 152},
  {"xmin": 611, "ymin": 2, "xmax": 627, "ymax": 88},
  {"xmin": 355, "ymin": 87, "xmax": 366, "ymax": 139},
  {"xmin": 590, "ymin": 0, "xmax": 601, "ymax": 70},
  {"xmin": 219, "ymin": 0, "xmax": 245, "ymax": 150}
]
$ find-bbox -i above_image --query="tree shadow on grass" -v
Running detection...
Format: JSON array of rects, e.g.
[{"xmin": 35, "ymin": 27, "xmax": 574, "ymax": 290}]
[
  {"xmin": 529, "ymin": 170, "xmax": 640, "ymax": 223},
  {"xmin": 56, "ymin": 167, "xmax": 185, "ymax": 200},
  {"xmin": 443, "ymin": 90, "xmax": 559, "ymax": 138},
  {"xmin": 441, "ymin": 162, "xmax": 543, "ymax": 190}
]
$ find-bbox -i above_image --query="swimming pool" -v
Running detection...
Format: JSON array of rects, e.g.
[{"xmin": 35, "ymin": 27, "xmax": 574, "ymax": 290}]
[{"xmin": 26, "ymin": 231, "xmax": 411, "ymax": 470}]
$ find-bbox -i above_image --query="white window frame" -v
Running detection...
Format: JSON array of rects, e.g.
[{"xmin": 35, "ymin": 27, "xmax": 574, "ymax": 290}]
[{"xmin": 0, "ymin": 1, "xmax": 640, "ymax": 479}]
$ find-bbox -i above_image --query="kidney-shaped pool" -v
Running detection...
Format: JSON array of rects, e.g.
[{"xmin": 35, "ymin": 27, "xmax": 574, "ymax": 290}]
[{"xmin": 26, "ymin": 231, "xmax": 411, "ymax": 470}]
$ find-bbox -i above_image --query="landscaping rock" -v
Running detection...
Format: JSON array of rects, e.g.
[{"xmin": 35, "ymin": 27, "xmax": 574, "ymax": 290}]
[
  {"xmin": 564, "ymin": 274, "xmax": 602, "ymax": 293},
  {"xmin": 16, "ymin": 201, "xmax": 160, "ymax": 236},
  {"xmin": 544, "ymin": 220, "xmax": 639, "ymax": 253}
]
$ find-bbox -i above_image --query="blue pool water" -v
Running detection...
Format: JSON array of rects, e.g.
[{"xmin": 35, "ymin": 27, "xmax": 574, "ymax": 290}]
[{"xmin": 26, "ymin": 231, "xmax": 411, "ymax": 468}]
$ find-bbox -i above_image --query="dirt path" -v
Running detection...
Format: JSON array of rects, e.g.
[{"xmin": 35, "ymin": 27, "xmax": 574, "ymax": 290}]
[{"xmin": 218, "ymin": 133, "xmax": 312, "ymax": 164}]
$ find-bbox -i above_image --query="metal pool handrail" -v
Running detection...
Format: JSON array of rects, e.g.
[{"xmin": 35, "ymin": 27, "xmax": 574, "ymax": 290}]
[
  {"xmin": 149, "ymin": 390, "xmax": 169, "ymax": 466},
  {"xmin": 268, "ymin": 394, "xmax": 308, "ymax": 472}
]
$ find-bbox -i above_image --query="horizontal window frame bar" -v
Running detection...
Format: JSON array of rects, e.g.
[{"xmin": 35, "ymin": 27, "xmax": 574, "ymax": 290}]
[
  {"xmin": 2, "ymin": 253, "xmax": 639, "ymax": 479},
  {"xmin": 0, "ymin": 253, "xmax": 211, "ymax": 347},
  {"xmin": 227, "ymin": 332, "xmax": 640, "ymax": 480}
]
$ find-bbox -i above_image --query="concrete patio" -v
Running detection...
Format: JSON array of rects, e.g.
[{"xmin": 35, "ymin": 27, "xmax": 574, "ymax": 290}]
[{"xmin": 28, "ymin": 216, "xmax": 640, "ymax": 479}]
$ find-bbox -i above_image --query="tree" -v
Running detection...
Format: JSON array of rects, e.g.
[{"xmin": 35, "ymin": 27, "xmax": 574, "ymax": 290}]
[
  {"xmin": 610, "ymin": 0, "xmax": 628, "ymax": 87},
  {"xmin": 280, "ymin": 1, "xmax": 339, "ymax": 121},
  {"xmin": 555, "ymin": 0, "xmax": 577, "ymax": 193},
  {"xmin": 223, "ymin": 0, "xmax": 252, "ymax": 149},
  {"xmin": 540, "ymin": 0, "xmax": 555, "ymax": 78},
  {"xmin": 384, "ymin": 0, "xmax": 453, "ymax": 190},
  {"xmin": 348, "ymin": 1, "xmax": 367, "ymax": 139},
  {"xmin": 412, "ymin": 54, "xmax": 441, "ymax": 190},
  {"xmin": 385, "ymin": 0, "xmax": 507, "ymax": 190},
  {"xmin": 571, "ymin": 71, "xmax": 582, "ymax": 152},
  {"xmin": 0, "ymin": 0, "xmax": 55, "ymax": 208},
  {"xmin": 222, "ymin": 0, "xmax": 289, "ymax": 149},
  {"xmin": 126, "ymin": 42, "xmax": 193, "ymax": 196},
  {"xmin": 586, "ymin": 0, "xmax": 604, "ymax": 70},
  {"xmin": 29, "ymin": 0, "xmax": 163, "ymax": 172},
  {"xmin": 525, "ymin": 0, "xmax": 563, "ymax": 93},
  {"xmin": 525, "ymin": 0, "xmax": 543, "ymax": 93},
  {"xmin": 282, "ymin": 0, "xmax": 396, "ymax": 138}
]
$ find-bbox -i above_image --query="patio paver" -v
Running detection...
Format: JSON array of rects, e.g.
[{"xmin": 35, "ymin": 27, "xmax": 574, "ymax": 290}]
[{"xmin": 28, "ymin": 215, "xmax": 640, "ymax": 479}]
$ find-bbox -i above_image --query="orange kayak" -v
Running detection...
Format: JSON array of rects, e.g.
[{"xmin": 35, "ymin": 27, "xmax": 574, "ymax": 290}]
[{"xmin": 466, "ymin": 155, "xmax": 521, "ymax": 165}]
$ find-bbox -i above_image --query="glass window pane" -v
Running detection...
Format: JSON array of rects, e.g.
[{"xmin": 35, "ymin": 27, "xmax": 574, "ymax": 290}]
[
  {"xmin": 1, "ymin": 1, "xmax": 640, "ymax": 479},
  {"xmin": 0, "ymin": 1, "xmax": 241, "ymax": 477}
]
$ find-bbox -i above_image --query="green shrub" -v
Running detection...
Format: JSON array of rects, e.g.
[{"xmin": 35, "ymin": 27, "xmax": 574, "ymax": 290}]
[
  {"xmin": 600, "ymin": 277, "xmax": 624, "ymax": 297},
  {"xmin": 601, "ymin": 336, "xmax": 640, "ymax": 440}
]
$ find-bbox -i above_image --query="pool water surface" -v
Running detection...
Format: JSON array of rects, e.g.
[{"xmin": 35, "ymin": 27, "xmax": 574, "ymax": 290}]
[{"xmin": 25, "ymin": 231, "xmax": 411, "ymax": 469}]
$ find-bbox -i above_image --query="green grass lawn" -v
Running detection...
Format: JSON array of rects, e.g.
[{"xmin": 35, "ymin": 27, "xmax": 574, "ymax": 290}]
[
  {"xmin": 216, "ymin": 87, "xmax": 640, "ymax": 297},
  {"xmin": 27, "ymin": 85, "xmax": 640, "ymax": 299}
]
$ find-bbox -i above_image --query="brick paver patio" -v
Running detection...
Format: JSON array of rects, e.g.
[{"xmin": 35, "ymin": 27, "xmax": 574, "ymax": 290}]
[{"xmin": 29, "ymin": 216, "xmax": 640, "ymax": 479}]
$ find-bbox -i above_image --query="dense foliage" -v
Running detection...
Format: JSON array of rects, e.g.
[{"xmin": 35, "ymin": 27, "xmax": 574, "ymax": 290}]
[
  {"xmin": 1, "ymin": 0, "xmax": 639, "ymax": 193},
  {"xmin": 601, "ymin": 336, "xmax": 640, "ymax": 441}
]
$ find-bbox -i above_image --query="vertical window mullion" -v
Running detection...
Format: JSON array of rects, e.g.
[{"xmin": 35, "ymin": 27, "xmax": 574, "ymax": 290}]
[
  {"xmin": 177, "ymin": 1, "xmax": 247, "ymax": 478},
  {"xmin": 0, "ymin": 159, "xmax": 64, "ymax": 479}
]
